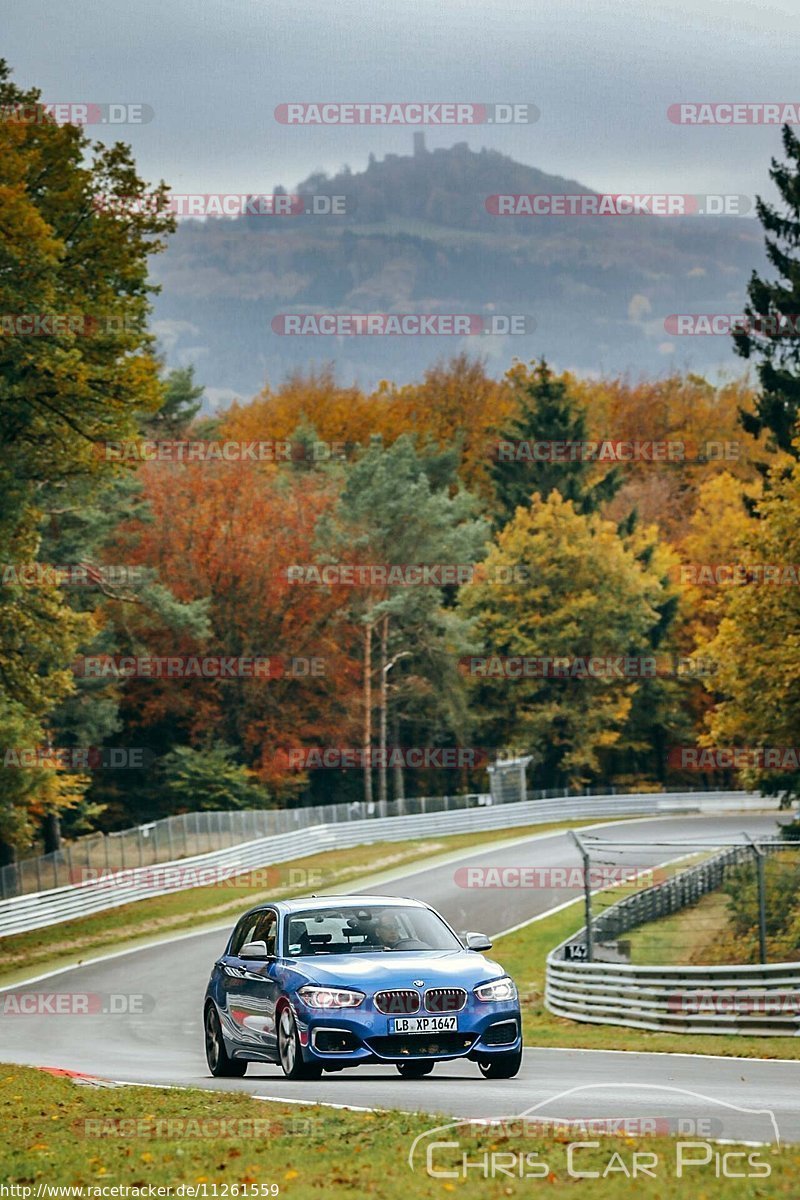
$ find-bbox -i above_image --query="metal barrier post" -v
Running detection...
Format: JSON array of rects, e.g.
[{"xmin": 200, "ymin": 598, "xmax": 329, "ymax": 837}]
[
  {"xmin": 744, "ymin": 833, "xmax": 768, "ymax": 965},
  {"xmin": 569, "ymin": 830, "xmax": 593, "ymax": 962}
]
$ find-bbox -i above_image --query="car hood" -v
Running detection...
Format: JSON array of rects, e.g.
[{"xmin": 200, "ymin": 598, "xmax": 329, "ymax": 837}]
[{"xmin": 285, "ymin": 950, "xmax": 505, "ymax": 989}]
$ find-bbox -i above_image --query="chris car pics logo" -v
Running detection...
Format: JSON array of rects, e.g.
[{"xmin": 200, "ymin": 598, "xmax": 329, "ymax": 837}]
[{"xmin": 408, "ymin": 1085, "xmax": 779, "ymax": 1180}]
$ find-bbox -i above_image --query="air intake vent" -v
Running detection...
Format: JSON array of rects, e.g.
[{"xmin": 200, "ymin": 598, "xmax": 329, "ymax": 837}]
[
  {"xmin": 374, "ymin": 989, "xmax": 421, "ymax": 1015},
  {"xmin": 424, "ymin": 987, "xmax": 467, "ymax": 1013}
]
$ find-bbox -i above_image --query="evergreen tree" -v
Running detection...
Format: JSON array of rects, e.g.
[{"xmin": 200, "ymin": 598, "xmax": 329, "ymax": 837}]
[
  {"xmin": 734, "ymin": 126, "xmax": 800, "ymax": 460},
  {"xmin": 490, "ymin": 360, "xmax": 622, "ymax": 526},
  {"xmin": 146, "ymin": 366, "xmax": 204, "ymax": 437},
  {"xmin": 320, "ymin": 436, "xmax": 486, "ymax": 804},
  {"xmin": 155, "ymin": 743, "xmax": 272, "ymax": 813}
]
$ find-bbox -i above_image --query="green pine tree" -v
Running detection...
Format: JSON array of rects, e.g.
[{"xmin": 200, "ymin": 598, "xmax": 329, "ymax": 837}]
[
  {"xmin": 734, "ymin": 125, "xmax": 800, "ymax": 462},
  {"xmin": 490, "ymin": 360, "xmax": 622, "ymax": 526}
]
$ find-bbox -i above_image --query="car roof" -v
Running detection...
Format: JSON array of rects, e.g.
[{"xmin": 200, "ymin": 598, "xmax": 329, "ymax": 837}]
[
  {"xmin": 240, "ymin": 894, "xmax": 430, "ymax": 918},
  {"xmin": 282, "ymin": 894, "xmax": 429, "ymax": 912}
]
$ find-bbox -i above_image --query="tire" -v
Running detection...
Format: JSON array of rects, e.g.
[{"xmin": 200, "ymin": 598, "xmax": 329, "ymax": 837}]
[
  {"xmin": 278, "ymin": 1006, "xmax": 323, "ymax": 1080},
  {"xmin": 396, "ymin": 1061, "xmax": 435, "ymax": 1079},
  {"xmin": 205, "ymin": 1004, "xmax": 247, "ymax": 1077},
  {"xmin": 477, "ymin": 1045, "xmax": 523, "ymax": 1079}
]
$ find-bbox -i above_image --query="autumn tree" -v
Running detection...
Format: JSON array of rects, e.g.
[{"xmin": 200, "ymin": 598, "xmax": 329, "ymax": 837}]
[
  {"xmin": 578, "ymin": 373, "xmax": 769, "ymax": 539},
  {"xmin": 378, "ymin": 354, "xmax": 514, "ymax": 494},
  {"xmin": 114, "ymin": 457, "xmax": 361, "ymax": 813},
  {"xmin": 0, "ymin": 61, "xmax": 173, "ymax": 857},
  {"xmin": 37, "ymin": 382, "xmax": 211, "ymax": 839},
  {"xmin": 701, "ymin": 455, "xmax": 800, "ymax": 802},
  {"xmin": 221, "ymin": 367, "xmax": 377, "ymax": 458},
  {"xmin": 458, "ymin": 492, "xmax": 669, "ymax": 786}
]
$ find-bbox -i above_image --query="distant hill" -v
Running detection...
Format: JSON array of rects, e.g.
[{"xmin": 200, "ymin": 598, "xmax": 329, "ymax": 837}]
[{"xmin": 149, "ymin": 138, "xmax": 765, "ymax": 404}]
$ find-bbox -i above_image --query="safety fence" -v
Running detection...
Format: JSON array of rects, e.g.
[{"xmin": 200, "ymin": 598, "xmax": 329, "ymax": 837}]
[
  {"xmin": 0, "ymin": 790, "xmax": 759, "ymax": 936},
  {"xmin": 590, "ymin": 841, "xmax": 784, "ymax": 945},
  {"xmin": 0, "ymin": 790, "xmax": 588, "ymax": 900},
  {"xmin": 0, "ymin": 783, "xmax": 749, "ymax": 902},
  {"xmin": 546, "ymin": 835, "xmax": 800, "ymax": 1035}
]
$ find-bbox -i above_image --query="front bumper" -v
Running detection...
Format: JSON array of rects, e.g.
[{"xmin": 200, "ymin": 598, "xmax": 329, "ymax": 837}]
[{"xmin": 295, "ymin": 1001, "xmax": 522, "ymax": 1064}]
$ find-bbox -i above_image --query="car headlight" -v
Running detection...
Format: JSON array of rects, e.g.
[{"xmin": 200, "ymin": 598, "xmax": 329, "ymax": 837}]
[
  {"xmin": 474, "ymin": 976, "xmax": 518, "ymax": 1003},
  {"xmin": 296, "ymin": 985, "xmax": 365, "ymax": 1009}
]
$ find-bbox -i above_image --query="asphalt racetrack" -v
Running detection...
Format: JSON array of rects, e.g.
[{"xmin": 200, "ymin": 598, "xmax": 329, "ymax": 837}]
[{"xmin": 2, "ymin": 813, "xmax": 798, "ymax": 1143}]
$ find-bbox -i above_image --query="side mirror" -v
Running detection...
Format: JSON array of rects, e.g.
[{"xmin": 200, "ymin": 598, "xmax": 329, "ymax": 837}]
[
  {"xmin": 239, "ymin": 940, "xmax": 269, "ymax": 960},
  {"xmin": 464, "ymin": 931, "xmax": 492, "ymax": 951}
]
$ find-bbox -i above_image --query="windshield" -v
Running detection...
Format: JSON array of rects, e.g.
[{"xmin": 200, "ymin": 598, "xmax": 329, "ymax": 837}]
[{"xmin": 283, "ymin": 904, "xmax": 463, "ymax": 956}]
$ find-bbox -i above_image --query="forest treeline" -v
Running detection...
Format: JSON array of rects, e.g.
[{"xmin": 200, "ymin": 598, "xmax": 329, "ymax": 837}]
[{"xmin": 3, "ymin": 61, "xmax": 800, "ymax": 859}]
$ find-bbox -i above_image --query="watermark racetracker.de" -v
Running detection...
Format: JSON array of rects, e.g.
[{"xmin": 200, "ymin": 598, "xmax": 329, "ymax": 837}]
[
  {"xmin": 1, "ymin": 992, "xmax": 154, "ymax": 1016},
  {"xmin": 271, "ymin": 313, "xmax": 535, "ymax": 336},
  {"xmin": 665, "ymin": 313, "xmax": 800, "ymax": 335},
  {"xmin": 71, "ymin": 655, "xmax": 325, "ymax": 679},
  {"xmin": 668, "ymin": 101, "xmax": 800, "ymax": 124},
  {"xmin": 274, "ymin": 101, "xmax": 539, "ymax": 125},
  {"xmin": 93, "ymin": 193, "xmax": 351, "ymax": 218},
  {"xmin": 486, "ymin": 193, "xmax": 750, "ymax": 216},
  {"xmin": 0, "ymin": 102, "xmax": 154, "ymax": 125}
]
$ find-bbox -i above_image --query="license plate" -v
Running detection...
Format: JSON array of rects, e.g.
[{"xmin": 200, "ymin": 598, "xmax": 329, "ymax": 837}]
[{"xmin": 391, "ymin": 1015, "xmax": 458, "ymax": 1034}]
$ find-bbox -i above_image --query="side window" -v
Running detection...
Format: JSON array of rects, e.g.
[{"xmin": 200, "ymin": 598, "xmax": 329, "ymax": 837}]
[
  {"xmin": 254, "ymin": 910, "xmax": 278, "ymax": 956},
  {"xmin": 230, "ymin": 914, "xmax": 261, "ymax": 957}
]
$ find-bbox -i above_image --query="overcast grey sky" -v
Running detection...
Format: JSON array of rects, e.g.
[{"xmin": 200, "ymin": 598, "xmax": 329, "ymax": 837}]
[{"xmin": 3, "ymin": 0, "xmax": 795, "ymax": 200}]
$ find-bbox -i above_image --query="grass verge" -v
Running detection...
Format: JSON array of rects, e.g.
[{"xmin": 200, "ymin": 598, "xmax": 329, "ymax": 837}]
[
  {"xmin": 0, "ymin": 1064, "xmax": 794, "ymax": 1197},
  {"xmin": 623, "ymin": 848, "xmax": 800, "ymax": 967},
  {"xmin": 624, "ymin": 891, "xmax": 731, "ymax": 965}
]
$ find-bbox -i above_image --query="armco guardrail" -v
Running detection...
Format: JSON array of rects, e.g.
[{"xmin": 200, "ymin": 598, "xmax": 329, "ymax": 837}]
[
  {"xmin": 0, "ymin": 782, "xmax": 753, "ymax": 901},
  {"xmin": 545, "ymin": 837, "xmax": 798, "ymax": 1036},
  {"xmin": 545, "ymin": 958, "xmax": 800, "ymax": 1036},
  {"xmin": 0, "ymin": 790, "xmax": 761, "ymax": 937}
]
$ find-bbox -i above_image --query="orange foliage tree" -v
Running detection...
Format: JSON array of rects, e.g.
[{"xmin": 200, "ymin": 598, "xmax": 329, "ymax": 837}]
[
  {"xmin": 114, "ymin": 459, "xmax": 362, "ymax": 797},
  {"xmin": 574, "ymin": 373, "xmax": 769, "ymax": 540},
  {"xmin": 219, "ymin": 355, "xmax": 513, "ymax": 496}
]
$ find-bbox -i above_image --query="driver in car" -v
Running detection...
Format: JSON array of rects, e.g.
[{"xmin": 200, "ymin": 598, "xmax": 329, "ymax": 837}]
[{"xmin": 375, "ymin": 912, "xmax": 403, "ymax": 948}]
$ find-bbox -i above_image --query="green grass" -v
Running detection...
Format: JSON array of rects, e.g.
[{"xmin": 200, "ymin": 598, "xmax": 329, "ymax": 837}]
[
  {"xmin": 624, "ymin": 891, "xmax": 732, "ymax": 965},
  {"xmin": 0, "ymin": 1064, "xmax": 794, "ymax": 1197},
  {"xmin": 622, "ymin": 850, "xmax": 800, "ymax": 967},
  {"xmin": 0, "ymin": 818, "xmax": 626, "ymax": 986}
]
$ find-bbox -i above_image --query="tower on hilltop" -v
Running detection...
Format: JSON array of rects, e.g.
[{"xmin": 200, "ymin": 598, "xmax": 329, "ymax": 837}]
[{"xmin": 413, "ymin": 131, "xmax": 427, "ymax": 157}]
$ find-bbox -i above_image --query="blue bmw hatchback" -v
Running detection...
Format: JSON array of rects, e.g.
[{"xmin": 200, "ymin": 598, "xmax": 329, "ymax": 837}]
[{"xmin": 204, "ymin": 894, "xmax": 522, "ymax": 1080}]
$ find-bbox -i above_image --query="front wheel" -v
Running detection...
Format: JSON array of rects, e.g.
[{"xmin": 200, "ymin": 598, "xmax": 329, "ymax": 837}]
[
  {"xmin": 205, "ymin": 1005, "xmax": 247, "ymax": 1077},
  {"xmin": 396, "ymin": 1061, "xmax": 435, "ymax": 1079},
  {"xmin": 477, "ymin": 1045, "xmax": 522, "ymax": 1079},
  {"xmin": 278, "ymin": 1006, "xmax": 323, "ymax": 1080}
]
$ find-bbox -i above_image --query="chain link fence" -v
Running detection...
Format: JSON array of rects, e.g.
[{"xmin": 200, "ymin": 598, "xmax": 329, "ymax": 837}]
[
  {"xmin": 0, "ymin": 783, "xmax": 738, "ymax": 901},
  {"xmin": 564, "ymin": 833, "xmax": 800, "ymax": 967}
]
